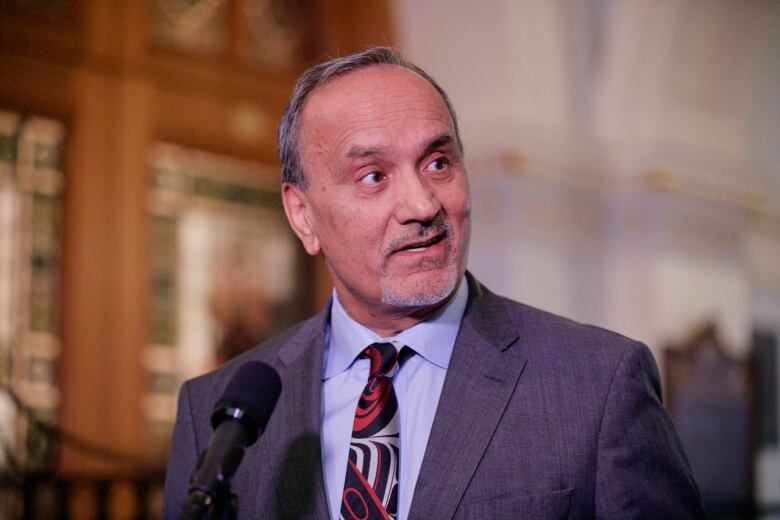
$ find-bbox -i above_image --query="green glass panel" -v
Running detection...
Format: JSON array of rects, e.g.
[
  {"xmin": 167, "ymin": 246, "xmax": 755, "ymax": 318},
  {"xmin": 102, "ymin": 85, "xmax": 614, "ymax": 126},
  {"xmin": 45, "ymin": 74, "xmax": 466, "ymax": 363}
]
[
  {"xmin": 192, "ymin": 176, "xmax": 279, "ymax": 208},
  {"xmin": 33, "ymin": 142, "xmax": 60, "ymax": 170},
  {"xmin": 152, "ymin": 166, "xmax": 179, "ymax": 190},
  {"xmin": 28, "ymin": 356, "xmax": 56, "ymax": 384},
  {"xmin": 148, "ymin": 371, "xmax": 178, "ymax": 394},
  {"xmin": 151, "ymin": 216, "xmax": 176, "ymax": 346},
  {"xmin": 0, "ymin": 134, "xmax": 17, "ymax": 164},
  {"xmin": 29, "ymin": 194, "xmax": 62, "ymax": 334}
]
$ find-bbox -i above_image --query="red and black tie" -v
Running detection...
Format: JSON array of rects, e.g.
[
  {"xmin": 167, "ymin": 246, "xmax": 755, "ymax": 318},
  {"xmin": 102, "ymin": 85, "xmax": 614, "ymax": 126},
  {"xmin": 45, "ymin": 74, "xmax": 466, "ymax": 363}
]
[{"xmin": 340, "ymin": 342, "xmax": 413, "ymax": 520}]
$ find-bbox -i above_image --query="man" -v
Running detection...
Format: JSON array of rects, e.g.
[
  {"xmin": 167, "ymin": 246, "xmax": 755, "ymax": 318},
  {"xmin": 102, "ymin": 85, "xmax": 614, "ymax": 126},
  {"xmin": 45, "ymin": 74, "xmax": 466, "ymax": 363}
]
[{"xmin": 163, "ymin": 47, "xmax": 705, "ymax": 519}]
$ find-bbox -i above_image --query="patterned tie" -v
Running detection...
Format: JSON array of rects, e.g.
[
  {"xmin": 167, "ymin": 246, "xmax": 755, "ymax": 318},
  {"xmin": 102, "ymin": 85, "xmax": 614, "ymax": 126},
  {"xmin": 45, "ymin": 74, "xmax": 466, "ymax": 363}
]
[{"xmin": 340, "ymin": 342, "xmax": 413, "ymax": 520}]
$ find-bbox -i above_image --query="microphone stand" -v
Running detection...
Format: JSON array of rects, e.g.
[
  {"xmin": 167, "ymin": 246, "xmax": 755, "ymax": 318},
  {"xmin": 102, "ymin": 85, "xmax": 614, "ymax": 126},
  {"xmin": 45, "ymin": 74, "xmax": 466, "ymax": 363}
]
[
  {"xmin": 178, "ymin": 479, "xmax": 238, "ymax": 520},
  {"xmin": 177, "ymin": 362, "xmax": 281, "ymax": 520},
  {"xmin": 178, "ymin": 423, "xmax": 247, "ymax": 520},
  {"xmin": 213, "ymin": 484, "xmax": 238, "ymax": 520}
]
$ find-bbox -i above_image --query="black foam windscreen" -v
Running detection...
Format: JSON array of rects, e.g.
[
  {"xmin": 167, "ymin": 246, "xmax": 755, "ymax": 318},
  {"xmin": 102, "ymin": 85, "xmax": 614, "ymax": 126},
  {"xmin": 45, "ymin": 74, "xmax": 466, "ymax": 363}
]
[{"xmin": 210, "ymin": 361, "xmax": 282, "ymax": 446}]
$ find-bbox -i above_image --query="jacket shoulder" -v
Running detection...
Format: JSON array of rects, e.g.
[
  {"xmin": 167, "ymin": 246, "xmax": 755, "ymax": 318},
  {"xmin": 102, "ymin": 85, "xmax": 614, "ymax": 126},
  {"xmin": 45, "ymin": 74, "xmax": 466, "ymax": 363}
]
[
  {"xmin": 183, "ymin": 307, "xmax": 326, "ymax": 400},
  {"xmin": 475, "ymin": 280, "xmax": 652, "ymax": 373}
]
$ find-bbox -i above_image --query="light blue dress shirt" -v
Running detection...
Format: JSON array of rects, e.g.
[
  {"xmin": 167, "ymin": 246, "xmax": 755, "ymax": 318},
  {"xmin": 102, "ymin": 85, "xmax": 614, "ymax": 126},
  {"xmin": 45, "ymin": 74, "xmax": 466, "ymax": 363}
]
[{"xmin": 321, "ymin": 281, "xmax": 469, "ymax": 520}]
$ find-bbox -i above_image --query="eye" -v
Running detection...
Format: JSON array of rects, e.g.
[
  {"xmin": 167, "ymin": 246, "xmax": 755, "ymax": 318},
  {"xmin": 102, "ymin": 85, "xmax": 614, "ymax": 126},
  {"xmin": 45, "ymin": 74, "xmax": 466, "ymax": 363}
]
[
  {"xmin": 358, "ymin": 170, "xmax": 386, "ymax": 185},
  {"xmin": 424, "ymin": 155, "xmax": 450, "ymax": 173}
]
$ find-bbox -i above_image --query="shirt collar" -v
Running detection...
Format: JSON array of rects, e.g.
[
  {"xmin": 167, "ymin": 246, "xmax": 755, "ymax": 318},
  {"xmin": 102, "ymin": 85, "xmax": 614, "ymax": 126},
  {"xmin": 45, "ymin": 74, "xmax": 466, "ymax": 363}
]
[{"xmin": 324, "ymin": 280, "xmax": 469, "ymax": 380}]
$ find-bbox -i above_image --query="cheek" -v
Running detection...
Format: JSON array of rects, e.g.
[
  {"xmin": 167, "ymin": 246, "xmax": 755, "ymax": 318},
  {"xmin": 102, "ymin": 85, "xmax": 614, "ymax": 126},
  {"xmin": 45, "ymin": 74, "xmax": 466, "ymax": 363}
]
[
  {"xmin": 442, "ymin": 185, "xmax": 472, "ymax": 247},
  {"xmin": 441, "ymin": 182, "xmax": 471, "ymax": 220},
  {"xmin": 318, "ymin": 203, "xmax": 382, "ymax": 255}
]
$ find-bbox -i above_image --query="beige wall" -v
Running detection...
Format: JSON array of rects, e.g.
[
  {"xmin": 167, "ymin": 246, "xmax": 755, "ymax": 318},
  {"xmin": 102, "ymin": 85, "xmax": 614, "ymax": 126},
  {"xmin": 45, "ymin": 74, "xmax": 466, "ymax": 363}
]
[{"xmin": 392, "ymin": 0, "xmax": 780, "ymax": 506}]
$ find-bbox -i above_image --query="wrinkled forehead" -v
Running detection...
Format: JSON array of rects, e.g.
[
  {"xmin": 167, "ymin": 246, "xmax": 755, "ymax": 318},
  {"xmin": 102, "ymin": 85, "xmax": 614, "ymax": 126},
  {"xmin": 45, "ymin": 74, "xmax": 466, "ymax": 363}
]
[
  {"xmin": 297, "ymin": 65, "xmax": 455, "ymax": 162},
  {"xmin": 308, "ymin": 64, "xmax": 447, "ymax": 111}
]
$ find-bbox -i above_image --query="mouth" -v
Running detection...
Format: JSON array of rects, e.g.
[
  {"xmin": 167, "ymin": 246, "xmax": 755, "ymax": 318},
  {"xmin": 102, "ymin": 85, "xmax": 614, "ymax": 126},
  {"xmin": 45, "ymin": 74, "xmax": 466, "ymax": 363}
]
[{"xmin": 394, "ymin": 233, "xmax": 446, "ymax": 253}]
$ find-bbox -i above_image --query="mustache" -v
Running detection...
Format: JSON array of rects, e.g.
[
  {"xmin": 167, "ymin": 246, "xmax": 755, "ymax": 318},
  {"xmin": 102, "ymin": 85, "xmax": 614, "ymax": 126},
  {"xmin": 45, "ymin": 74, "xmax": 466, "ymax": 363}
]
[{"xmin": 385, "ymin": 214, "xmax": 452, "ymax": 255}]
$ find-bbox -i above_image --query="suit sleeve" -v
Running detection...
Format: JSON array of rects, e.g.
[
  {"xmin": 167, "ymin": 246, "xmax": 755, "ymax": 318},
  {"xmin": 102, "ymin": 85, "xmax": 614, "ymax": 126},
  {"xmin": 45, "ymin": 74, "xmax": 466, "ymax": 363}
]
[
  {"xmin": 161, "ymin": 381, "xmax": 201, "ymax": 519},
  {"xmin": 594, "ymin": 342, "xmax": 706, "ymax": 519}
]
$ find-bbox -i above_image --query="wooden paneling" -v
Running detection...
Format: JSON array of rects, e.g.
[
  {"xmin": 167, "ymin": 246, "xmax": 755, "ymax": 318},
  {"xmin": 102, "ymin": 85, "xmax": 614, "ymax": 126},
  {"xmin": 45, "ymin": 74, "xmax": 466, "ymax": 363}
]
[
  {"xmin": 153, "ymin": 85, "xmax": 280, "ymax": 168},
  {"xmin": 0, "ymin": 54, "xmax": 75, "ymax": 120},
  {"xmin": 0, "ymin": 0, "xmax": 395, "ymax": 474},
  {"xmin": 314, "ymin": 0, "xmax": 396, "ymax": 56},
  {"xmin": 59, "ymin": 69, "xmax": 153, "ymax": 472}
]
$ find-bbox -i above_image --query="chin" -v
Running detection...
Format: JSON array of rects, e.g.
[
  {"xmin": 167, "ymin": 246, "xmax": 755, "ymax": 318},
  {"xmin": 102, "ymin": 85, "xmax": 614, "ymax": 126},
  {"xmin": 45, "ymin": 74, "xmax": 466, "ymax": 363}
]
[{"xmin": 380, "ymin": 265, "xmax": 459, "ymax": 308}]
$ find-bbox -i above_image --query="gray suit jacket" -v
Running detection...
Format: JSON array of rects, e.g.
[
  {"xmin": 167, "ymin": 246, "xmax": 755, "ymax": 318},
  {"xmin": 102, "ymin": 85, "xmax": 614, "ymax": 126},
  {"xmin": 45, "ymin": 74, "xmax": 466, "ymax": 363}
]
[{"xmin": 162, "ymin": 274, "xmax": 705, "ymax": 519}]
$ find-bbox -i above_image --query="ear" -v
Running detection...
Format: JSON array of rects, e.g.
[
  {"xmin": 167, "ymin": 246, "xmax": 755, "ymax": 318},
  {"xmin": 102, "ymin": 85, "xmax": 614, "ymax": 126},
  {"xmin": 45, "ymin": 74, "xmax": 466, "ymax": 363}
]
[{"xmin": 282, "ymin": 183, "xmax": 321, "ymax": 256}]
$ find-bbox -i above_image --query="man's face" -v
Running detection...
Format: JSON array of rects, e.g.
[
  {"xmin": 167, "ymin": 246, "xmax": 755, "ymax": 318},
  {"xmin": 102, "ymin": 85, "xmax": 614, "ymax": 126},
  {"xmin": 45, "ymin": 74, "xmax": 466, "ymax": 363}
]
[{"xmin": 283, "ymin": 65, "xmax": 471, "ymax": 323}]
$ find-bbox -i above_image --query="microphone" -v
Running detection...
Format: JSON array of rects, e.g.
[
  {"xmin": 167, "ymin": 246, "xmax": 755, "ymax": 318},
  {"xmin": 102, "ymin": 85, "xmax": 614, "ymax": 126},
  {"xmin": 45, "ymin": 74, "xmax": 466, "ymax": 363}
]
[{"xmin": 179, "ymin": 361, "xmax": 282, "ymax": 520}]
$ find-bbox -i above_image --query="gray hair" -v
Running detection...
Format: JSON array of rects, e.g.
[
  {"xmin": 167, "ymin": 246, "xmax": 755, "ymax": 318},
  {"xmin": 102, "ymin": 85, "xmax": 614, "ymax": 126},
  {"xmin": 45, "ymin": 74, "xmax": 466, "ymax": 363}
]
[{"xmin": 278, "ymin": 46, "xmax": 463, "ymax": 188}]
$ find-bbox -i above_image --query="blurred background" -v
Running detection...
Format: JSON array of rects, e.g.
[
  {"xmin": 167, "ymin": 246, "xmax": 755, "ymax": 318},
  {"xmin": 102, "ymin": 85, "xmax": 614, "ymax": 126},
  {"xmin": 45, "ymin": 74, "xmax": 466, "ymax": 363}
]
[{"xmin": 0, "ymin": 0, "xmax": 778, "ymax": 518}]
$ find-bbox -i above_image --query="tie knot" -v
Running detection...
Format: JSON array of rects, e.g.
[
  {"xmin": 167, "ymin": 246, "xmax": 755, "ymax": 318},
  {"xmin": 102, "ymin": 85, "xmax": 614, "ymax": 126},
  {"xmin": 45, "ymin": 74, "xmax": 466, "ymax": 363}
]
[
  {"xmin": 361, "ymin": 342, "xmax": 398, "ymax": 377},
  {"xmin": 360, "ymin": 342, "xmax": 414, "ymax": 378}
]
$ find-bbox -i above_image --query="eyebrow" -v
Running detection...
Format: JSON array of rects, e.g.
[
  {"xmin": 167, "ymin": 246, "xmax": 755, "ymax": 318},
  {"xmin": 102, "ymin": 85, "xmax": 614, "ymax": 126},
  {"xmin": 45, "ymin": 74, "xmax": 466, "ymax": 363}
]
[
  {"xmin": 346, "ymin": 145, "xmax": 389, "ymax": 159},
  {"xmin": 344, "ymin": 133, "xmax": 455, "ymax": 162},
  {"xmin": 421, "ymin": 133, "xmax": 454, "ymax": 159}
]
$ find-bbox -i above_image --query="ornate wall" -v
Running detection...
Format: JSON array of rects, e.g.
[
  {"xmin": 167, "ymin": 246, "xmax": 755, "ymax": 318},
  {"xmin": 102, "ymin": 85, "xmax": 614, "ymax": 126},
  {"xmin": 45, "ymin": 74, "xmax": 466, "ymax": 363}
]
[
  {"xmin": 0, "ymin": 0, "xmax": 394, "ymax": 480},
  {"xmin": 393, "ymin": 0, "xmax": 780, "ymax": 510}
]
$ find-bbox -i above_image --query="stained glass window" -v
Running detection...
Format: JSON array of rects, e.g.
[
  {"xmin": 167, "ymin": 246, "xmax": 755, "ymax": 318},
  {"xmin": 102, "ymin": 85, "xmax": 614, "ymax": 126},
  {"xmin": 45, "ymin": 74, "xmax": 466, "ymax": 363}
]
[
  {"xmin": 0, "ymin": 111, "xmax": 65, "ymax": 470},
  {"xmin": 150, "ymin": 0, "xmax": 314, "ymax": 69},
  {"xmin": 241, "ymin": 0, "xmax": 312, "ymax": 69},
  {"xmin": 145, "ymin": 143, "xmax": 304, "ymax": 454},
  {"xmin": 151, "ymin": 0, "xmax": 230, "ymax": 54}
]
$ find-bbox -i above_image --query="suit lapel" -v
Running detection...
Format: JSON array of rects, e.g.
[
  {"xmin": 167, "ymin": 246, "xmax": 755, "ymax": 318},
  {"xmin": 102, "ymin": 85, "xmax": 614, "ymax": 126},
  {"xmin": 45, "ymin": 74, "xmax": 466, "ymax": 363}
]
[
  {"xmin": 408, "ymin": 277, "xmax": 526, "ymax": 520},
  {"xmin": 252, "ymin": 308, "xmax": 331, "ymax": 519}
]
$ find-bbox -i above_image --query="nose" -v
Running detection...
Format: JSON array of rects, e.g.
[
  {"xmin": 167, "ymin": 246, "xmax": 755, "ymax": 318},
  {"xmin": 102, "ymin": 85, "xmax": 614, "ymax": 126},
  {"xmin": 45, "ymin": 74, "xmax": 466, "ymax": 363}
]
[{"xmin": 394, "ymin": 169, "xmax": 441, "ymax": 224}]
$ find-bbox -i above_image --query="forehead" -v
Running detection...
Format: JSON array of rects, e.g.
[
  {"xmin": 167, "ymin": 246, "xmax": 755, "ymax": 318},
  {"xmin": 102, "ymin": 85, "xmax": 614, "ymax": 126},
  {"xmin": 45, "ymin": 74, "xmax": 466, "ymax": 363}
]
[{"xmin": 298, "ymin": 65, "xmax": 454, "ymax": 165}]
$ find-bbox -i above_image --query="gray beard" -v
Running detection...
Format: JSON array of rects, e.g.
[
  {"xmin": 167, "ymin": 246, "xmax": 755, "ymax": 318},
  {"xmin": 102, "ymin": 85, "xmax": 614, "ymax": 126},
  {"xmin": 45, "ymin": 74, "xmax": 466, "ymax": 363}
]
[
  {"xmin": 380, "ymin": 253, "xmax": 459, "ymax": 307},
  {"xmin": 379, "ymin": 214, "xmax": 462, "ymax": 307}
]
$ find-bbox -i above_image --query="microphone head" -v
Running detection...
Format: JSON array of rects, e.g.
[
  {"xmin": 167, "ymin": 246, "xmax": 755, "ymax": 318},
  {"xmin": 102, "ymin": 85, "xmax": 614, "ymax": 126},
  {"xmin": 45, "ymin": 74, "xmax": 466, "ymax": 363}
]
[{"xmin": 210, "ymin": 361, "xmax": 282, "ymax": 446}]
